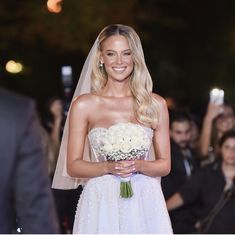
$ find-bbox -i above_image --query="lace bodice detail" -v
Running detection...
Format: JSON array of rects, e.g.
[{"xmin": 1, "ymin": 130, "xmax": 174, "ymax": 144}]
[{"xmin": 88, "ymin": 122, "xmax": 153, "ymax": 162}]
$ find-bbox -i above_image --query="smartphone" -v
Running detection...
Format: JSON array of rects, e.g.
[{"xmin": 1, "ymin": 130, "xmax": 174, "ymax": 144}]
[
  {"xmin": 61, "ymin": 66, "xmax": 73, "ymax": 88},
  {"xmin": 209, "ymin": 88, "xmax": 224, "ymax": 105},
  {"xmin": 61, "ymin": 66, "xmax": 73, "ymax": 116}
]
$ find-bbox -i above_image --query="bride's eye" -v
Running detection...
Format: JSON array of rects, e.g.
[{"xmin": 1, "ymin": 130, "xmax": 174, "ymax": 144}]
[
  {"xmin": 123, "ymin": 51, "xmax": 132, "ymax": 56},
  {"xmin": 106, "ymin": 52, "xmax": 115, "ymax": 56}
]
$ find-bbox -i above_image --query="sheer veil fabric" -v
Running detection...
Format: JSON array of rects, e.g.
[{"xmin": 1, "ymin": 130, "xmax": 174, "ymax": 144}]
[
  {"xmin": 52, "ymin": 39, "xmax": 98, "ymax": 189},
  {"xmin": 52, "ymin": 37, "xmax": 156, "ymax": 190}
]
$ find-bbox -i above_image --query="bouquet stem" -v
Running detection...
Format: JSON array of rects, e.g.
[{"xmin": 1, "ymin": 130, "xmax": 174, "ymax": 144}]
[{"xmin": 120, "ymin": 180, "xmax": 133, "ymax": 198}]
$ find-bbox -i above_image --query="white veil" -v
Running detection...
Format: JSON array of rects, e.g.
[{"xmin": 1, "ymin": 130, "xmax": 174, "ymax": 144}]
[
  {"xmin": 52, "ymin": 38, "xmax": 98, "ymax": 189},
  {"xmin": 52, "ymin": 25, "xmax": 157, "ymax": 190}
]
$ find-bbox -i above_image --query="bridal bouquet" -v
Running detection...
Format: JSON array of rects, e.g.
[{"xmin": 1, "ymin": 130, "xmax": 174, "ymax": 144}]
[{"xmin": 100, "ymin": 123, "xmax": 151, "ymax": 198}]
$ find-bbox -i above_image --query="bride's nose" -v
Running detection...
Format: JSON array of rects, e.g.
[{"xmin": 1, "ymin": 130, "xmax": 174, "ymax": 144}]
[{"xmin": 115, "ymin": 54, "xmax": 123, "ymax": 64}]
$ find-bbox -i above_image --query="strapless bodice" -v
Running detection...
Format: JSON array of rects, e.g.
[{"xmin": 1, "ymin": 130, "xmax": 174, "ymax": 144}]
[{"xmin": 88, "ymin": 122, "xmax": 153, "ymax": 162}]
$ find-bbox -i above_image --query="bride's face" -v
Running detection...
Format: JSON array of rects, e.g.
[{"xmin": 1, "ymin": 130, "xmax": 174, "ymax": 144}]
[{"xmin": 100, "ymin": 35, "xmax": 134, "ymax": 82}]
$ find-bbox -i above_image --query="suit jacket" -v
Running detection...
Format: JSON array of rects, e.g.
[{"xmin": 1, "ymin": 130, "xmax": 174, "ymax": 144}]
[
  {"xmin": 162, "ymin": 139, "xmax": 199, "ymax": 198},
  {"xmin": 161, "ymin": 139, "xmax": 200, "ymax": 233},
  {"xmin": 0, "ymin": 88, "xmax": 59, "ymax": 233}
]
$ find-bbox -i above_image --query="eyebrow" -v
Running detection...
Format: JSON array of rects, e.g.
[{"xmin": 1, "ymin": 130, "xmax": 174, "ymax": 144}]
[{"xmin": 105, "ymin": 49, "xmax": 131, "ymax": 53}]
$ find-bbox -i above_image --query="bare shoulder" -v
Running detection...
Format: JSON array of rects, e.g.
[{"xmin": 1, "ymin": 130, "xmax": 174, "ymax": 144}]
[
  {"xmin": 72, "ymin": 93, "xmax": 98, "ymax": 105},
  {"xmin": 70, "ymin": 93, "xmax": 99, "ymax": 115},
  {"xmin": 151, "ymin": 93, "xmax": 167, "ymax": 109}
]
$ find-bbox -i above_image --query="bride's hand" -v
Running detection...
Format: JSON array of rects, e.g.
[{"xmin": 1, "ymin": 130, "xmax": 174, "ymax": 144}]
[
  {"xmin": 107, "ymin": 161, "xmax": 135, "ymax": 178},
  {"xmin": 132, "ymin": 159, "xmax": 143, "ymax": 173}
]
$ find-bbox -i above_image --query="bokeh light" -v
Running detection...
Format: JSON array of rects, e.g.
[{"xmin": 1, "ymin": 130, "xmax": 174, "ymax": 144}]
[
  {"xmin": 47, "ymin": 0, "xmax": 63, "ymax": 13},
  {"xmin": 5, "ymin": 60, "xmax": 23, "ymax": 74}
]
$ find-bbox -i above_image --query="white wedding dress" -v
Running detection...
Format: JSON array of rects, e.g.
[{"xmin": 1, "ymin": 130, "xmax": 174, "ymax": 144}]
[{"xmin": 73, "ymin": 123, "xmax": 172, "ymax": 234}]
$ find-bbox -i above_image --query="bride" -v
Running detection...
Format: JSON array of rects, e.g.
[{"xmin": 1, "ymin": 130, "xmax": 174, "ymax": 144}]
[{"xmin": 52, "ymin": 24, "xmax": 172, "ymax": 234}]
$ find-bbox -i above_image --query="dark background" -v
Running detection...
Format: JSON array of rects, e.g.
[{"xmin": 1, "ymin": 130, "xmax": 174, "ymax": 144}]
[{"xmin": 1, "ymin": 0, "xmax": 235, "ymax": 117}]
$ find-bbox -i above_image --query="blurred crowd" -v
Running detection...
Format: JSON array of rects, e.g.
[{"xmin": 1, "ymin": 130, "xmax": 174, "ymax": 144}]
[
  {"xmin": 163, "ymin": 101, "xmax": 235, "ymax": 234},
  {"xmin": 0, "ymin": 86, "xmax": 234, "ymax": 233},
  {"xmin": 40, "ymin": 96, "xmax": 82, "ymax": 234}
]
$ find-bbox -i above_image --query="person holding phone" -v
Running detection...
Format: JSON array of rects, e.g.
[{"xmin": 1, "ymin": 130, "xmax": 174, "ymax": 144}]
[{"xmin": 198, "ymin": 88, "xmax": 235, "ymax": 163}]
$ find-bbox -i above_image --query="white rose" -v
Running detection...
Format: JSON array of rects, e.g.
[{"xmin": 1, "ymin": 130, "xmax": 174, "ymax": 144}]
[
  {"xmin": 112, "ymin": 143, "xmax": 120, "ymax": 152},
  {"xmin": 121, "ymin": 143, "xmax": 132, "ymax": 153},
  {"xmin": 131, "ymin": 138, "xmax": 140, "ymax": 147}
]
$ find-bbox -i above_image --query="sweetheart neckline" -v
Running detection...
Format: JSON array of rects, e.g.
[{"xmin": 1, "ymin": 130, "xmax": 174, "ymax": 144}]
[{"xmin": 88, "ymin": 122, "xmax": 153, "ymax": 136}]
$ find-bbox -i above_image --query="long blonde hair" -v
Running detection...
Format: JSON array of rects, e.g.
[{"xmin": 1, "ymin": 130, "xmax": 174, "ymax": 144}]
[{"xmin": 91, "ymin": 24, "xmax": 159, "ymax": 127}]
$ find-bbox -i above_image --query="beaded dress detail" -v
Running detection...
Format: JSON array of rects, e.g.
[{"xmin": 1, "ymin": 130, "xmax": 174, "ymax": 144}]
[{"xmin": 73, "ymin": 123, "xmax": 172, "ymax": 234}]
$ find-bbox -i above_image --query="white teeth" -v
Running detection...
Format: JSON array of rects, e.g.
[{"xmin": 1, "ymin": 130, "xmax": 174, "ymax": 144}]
[{"xmin": 113, "ymin": 67, "xmax": 126, "ymax": 72}]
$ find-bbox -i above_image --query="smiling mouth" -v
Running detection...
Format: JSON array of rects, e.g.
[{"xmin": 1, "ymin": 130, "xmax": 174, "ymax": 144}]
[{"xmin": 112, "ymin": 67, "xmax": 126, "ymax": 73}]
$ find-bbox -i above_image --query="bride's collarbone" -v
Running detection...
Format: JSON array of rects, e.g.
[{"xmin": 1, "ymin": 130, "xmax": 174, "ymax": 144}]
[{"xmin": 91, "ymin": 101, "xmax": 133, "ymax": 116}]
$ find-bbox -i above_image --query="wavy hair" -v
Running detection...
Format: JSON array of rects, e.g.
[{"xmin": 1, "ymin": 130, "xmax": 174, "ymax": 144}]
[{"xmin": 91, "ymin": 24, "xmax": 159, "ymax": 127}]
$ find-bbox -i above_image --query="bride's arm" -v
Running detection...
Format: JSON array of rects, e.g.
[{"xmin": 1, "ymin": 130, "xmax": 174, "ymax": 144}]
[
  {"xmin": 134, "ymin": 94, "xmax": 171, "ymax": 177},
  {"xmin": 67, "ymin": 95, "xmax": 134, "ymax": 178}
]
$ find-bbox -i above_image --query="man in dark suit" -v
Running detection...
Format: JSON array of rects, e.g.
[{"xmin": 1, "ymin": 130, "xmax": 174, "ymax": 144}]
[
  {"xmin": 0, "ymin": 88, "xmax": 59, "ymax": 233},
  {"xmin": 161, "ymin": 111, "xmax": 200, "ymax": 233}
]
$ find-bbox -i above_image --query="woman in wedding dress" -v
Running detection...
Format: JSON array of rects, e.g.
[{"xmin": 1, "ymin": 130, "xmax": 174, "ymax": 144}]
[{"xmin": 52, "ymin": 24, "xmax": 172, "ymax": 234}]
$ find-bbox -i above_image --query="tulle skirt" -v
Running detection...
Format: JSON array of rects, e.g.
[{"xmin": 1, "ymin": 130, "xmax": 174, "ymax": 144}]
[{"xmin": 73, "ymin": 174, "xmax": 172, "ymax": 234}]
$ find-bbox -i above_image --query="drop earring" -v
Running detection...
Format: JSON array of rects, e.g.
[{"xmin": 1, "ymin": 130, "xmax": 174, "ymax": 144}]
[{"xmin": 99, "ymin": 61, "xmax": 103, "ymax": 68}]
